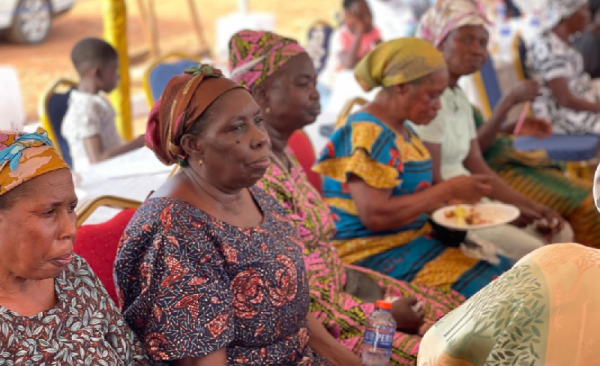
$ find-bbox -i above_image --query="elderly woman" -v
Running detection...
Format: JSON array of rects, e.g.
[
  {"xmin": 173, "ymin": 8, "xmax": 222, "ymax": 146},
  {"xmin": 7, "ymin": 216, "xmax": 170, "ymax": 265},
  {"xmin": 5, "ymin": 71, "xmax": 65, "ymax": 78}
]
[
  {"xmin": 114, "ymin": 65, "xmax": 330, "ymax": 366},
  {"xmin": 313, "ymin": 38, "xmax": 511, "ymax": 299},
  {"xmin": 0, "ymin": 129, "xmax": 149, "ymax": 365},
  {"xmin": 413, "ymin": 0, "xmax": 576, "ymax": 261},
  {"xmin": 229, "ymin": 30, "xmax": 466, "ymax": 365},
  {"xmin": 529, "ymin": 0, "xmax": 600, "ymax": 134},
  {"xmin": 417, "ymin": 243, "xmax": 600, "ymax": 366}
]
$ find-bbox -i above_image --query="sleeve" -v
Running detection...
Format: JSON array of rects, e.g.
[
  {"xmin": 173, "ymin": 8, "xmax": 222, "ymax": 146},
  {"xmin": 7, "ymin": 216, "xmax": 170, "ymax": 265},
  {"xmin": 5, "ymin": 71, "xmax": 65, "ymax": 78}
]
[
  {"xmin": 125, "ymin": 210, "xmax": 235, "ymax": 361},
  {"xmin": 532, "ymin": 36, "xmax": 572, "ymax": 81},
  {"xmin": 313, "ymin": 119, "xmax": 401, "ymax": 189},
  {"xmin": 410, "ymin": 107, "xmax": 446, "ymax": 144},
  {"xmin": 76, "ymin": 257, "xmax": 152, "ymax": 365},
  {"xmin": 76, "ymin": 98, "xmax": 105, "ymax": 139}
]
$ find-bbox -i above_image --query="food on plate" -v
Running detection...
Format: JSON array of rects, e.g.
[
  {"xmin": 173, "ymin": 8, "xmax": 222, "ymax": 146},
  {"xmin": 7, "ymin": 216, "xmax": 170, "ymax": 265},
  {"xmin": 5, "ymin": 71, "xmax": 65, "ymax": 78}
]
[{"xmin": 444, "ymin": 206, "xmax": 489, "ymax": 226}]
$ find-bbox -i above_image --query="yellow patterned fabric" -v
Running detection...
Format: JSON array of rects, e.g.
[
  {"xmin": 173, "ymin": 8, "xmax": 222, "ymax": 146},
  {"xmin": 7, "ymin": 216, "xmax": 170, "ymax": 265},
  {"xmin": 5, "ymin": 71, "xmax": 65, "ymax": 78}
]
[
  {"xmin": 418, "ymin": 243, "xmax": 600, "ymax": 365},
  {"xmin": 0, "ymin": 128, "xmax": 69, "ymax": 195},
  {"xmin": 315, "ymin": 111, "xmax": 511, "ymax": 298},
  {"xmin": 354, "ymin": 37, "xmax": 447, "ymax": 92}
]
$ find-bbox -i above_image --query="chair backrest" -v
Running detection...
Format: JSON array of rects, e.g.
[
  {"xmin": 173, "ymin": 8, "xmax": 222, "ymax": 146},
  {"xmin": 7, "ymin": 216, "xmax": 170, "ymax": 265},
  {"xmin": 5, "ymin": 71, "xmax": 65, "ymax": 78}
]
[
  {"xmin": 144, "ymin": 53, "xmax": 201, "ymax": 105},
  {"xmin": 289, "ymin": 130, "xmax": 321, "ymax": 193},
  {"xmin": 74, "ymin": 208, "xmax": 137, "ymax": 303},
  {"xmin": 306, "ymin": 21, "xmax": 334, "ymax": 75},
  {"xmin": 513, "ymin": 36, "xmax": 529, "ymax": 80},
  {"xmin": 40, "ymin": 79, "xmax": 77, "ymax": 168},
  {"xmin": 473, "ymin": 57, "xmax": 502, "ymax": 119}
]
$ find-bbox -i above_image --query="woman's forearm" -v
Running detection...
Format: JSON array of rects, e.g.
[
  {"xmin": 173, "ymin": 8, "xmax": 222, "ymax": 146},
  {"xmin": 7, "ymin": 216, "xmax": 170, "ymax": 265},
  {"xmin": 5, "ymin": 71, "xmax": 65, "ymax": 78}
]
[{"xmin": 477, "ymin": 95, "xmax": 514, "ymax": 152}]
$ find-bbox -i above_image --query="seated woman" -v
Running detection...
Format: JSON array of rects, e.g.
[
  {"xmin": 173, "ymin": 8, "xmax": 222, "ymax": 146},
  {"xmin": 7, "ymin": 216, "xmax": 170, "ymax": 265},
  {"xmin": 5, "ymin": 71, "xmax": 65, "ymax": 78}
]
[
  {"xmin": 229, "ymin": 30, "xmax": 466, "ymax": 365},
  {"xmin": 413, "ymin": 0, "xmax": 574, "ymax": 261},
  {"xmin": 417, "ymin": 243, "xmax": 600, "ymax": 366},
  {"xmin": 529, "ymin": 0, "xmax": 600, "ymax": 134},
  {"xmin": 0, "ymin": 129, "xmax": 149, "ymax": 365},
  {"xmin": 114, "ymin": 65, "xmax": 331, "ymax": 366},
  {"xmin": 314, "ymin": 38, "xmax": 511, "ymax": 299}
]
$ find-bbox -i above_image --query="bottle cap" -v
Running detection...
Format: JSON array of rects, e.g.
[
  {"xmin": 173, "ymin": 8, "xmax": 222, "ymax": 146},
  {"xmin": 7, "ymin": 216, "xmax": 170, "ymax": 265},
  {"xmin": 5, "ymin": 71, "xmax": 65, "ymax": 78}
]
[{"xmin": 375, "ymin": 300, "xmax": 392, "ymax": 310}]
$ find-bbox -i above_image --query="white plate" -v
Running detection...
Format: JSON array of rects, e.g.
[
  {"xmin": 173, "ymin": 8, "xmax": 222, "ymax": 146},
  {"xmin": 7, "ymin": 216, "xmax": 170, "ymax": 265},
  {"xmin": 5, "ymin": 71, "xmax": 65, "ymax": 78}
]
[{"xmin": 432, "ymin": 203, "xmax": 520, "ymax": 231}]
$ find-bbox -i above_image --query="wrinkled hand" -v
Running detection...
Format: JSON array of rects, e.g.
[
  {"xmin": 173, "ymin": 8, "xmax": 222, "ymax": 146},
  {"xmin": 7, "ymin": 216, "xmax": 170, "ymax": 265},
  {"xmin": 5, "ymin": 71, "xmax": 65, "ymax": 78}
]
[
  {"xmin": 516, "ymin": 117, "xmax": 553, "ymax": 138},
  {"xmin": 508, "ymin": 80, "xmax": 541, "ymax": 105},
  {"xmin": 534, "ymin": 204, "xmax": 565, "ymax": 242},
  {"xmin": 391, "ymin": 297, "xmax": 425, "ymax": 335},
  {"xmin": 446, "ymin": 174, "xmax": 493, "ymax": 204}
]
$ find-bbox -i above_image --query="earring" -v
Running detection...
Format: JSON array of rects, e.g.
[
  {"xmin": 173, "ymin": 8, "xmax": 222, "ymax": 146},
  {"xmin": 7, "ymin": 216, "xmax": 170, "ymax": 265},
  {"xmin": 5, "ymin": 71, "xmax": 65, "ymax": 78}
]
[
  {"xmin": 198, "ymin": 159, "xmax": 203, "ymax": 166},
  {"xmin": 265, "ymin": 107, "xmax": 271, "ymax": 114}
]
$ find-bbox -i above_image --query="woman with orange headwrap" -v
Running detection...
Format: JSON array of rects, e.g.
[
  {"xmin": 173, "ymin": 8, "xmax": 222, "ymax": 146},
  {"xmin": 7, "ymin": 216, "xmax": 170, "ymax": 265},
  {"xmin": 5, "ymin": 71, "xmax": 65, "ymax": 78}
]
[
  {"xmin": 115, "ymin": 65, "xmax": 331, "ymax": 366},
  {"xmin": 0, "ymin": 129, "xmax": 150, "ymax": 365}
]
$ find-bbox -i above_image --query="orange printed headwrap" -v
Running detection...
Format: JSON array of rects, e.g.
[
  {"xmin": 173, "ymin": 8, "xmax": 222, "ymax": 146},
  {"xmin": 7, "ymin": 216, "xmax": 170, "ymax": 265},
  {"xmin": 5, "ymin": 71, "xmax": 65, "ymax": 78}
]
[
  {"xmin": 0, "ymin": 128, "xmax": 69, "ymax": 195},
  {"xmin": 145, "ymin": 64, "xmax": 244, "ymax": 165}
]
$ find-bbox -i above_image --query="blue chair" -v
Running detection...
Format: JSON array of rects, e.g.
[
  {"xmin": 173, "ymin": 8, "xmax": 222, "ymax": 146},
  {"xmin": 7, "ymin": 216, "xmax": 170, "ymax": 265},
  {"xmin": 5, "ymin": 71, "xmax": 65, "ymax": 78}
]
[
  {"xmin": 40, "ymin": 78, "xmax": 77, "ymax": 168},
  {"xmin": 473, "ymin": 57, "xmax": 503, "ymax": 118},
  {"xmin": 514, "ymin": 135, "xmax": 600, "ymax": 179},
  {"xmin": 143, "ymin": 52, "xmax": 200, "ymax": 105},
  {"xmin": 306, "ymin": 21, "xmax": 333, "ymax": 75}
]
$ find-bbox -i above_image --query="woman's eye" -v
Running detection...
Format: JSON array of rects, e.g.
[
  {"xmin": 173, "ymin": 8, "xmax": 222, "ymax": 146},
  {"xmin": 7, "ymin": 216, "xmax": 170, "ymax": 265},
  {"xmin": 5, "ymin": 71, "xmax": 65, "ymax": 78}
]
[{"xmin": 255, "ymin": 117, "xmax": 264, "ymax": 125}]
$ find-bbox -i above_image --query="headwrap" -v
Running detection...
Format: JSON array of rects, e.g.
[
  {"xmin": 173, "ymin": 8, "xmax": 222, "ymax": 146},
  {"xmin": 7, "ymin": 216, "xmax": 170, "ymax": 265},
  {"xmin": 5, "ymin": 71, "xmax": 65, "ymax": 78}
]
[
  {"xmin": 145, "ymin": 64, "xmax": 244, "ymax": 166},
  {"xmin": 417, "ymin": 243, "xmax": 600, "ymax": 366},
  {"xmin": 354, "ymin": 37, "xmax": 447, "ymax": 92},
  {"xmin": 0, "ymin": 128, "xmax": 69, "ymax": 195},
  {"xmin": 228, "ymin": 30, "xmax": 306, "ymax": 91},
  {"xmin": 416, "ymin": 0, "xmax": 489, "ymax": 48},
  {"xmin": 542, "ymin": 0, "xmax": 588, "ymax": 31}
]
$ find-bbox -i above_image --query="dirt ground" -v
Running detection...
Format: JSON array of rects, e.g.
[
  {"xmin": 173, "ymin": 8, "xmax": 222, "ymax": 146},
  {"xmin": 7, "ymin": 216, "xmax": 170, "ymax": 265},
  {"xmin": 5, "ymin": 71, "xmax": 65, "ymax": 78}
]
[{"xmin": 1, "ymin": 0, "xmax": 338, "ymax": 124}]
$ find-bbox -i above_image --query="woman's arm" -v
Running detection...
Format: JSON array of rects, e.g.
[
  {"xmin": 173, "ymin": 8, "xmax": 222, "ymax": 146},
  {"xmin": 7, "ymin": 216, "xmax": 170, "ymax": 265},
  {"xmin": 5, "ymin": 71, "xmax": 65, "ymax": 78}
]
[
  {"xmin": 172, "ymin": 350, "xmax": 228, "ymax": 366},
  {"xmin": 346, "ymin": 173, "xmax": 492, "ymax": 232},
  {"xmin": 307, "ymin": 314, "xmax": 362, "ymax": 366},
  {"xmin": 547, "ymin": 77, "xmax": 600, "ymax": 113},
  {"xmin": 422, "ymin": 142, "xmax": 444, "ymax": 184},
  {"xmin": 477, "ymin": 80, "xmax": 540, "ymax": 152}
]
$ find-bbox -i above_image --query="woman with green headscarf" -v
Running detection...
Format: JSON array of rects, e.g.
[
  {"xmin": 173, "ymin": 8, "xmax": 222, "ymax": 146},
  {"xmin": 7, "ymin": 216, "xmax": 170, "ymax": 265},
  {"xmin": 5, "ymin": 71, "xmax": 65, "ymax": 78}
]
[{"xmin": 314, "ymin": 38, "xmax": 511, "ymax": 299}]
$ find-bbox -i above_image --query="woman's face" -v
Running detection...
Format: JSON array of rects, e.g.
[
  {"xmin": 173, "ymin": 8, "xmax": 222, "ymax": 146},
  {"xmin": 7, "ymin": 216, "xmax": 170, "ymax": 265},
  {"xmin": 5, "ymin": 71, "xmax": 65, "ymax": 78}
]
[
  {"xmin": 403, "ymin": 69, "xmax": 449, "ymax": 126},
  {"xmin": 194, "ymin": 88, "xmax": 271, "ymax": 190},
  {"xmin": 260, "ymin": 53, "xmax": 321, "ymax": 135},
  {"xmin": 440, "ymin": 25, "xmax": 489, "ymax": 78},
  {"xmin": 566, "ymin": 5, "xmax": 591, "ymax": 34},
  {"xmin": 345, "ymin": 0, "xmax": 374, "ymax": 33},
  {"xmin": 0, "ymin": 169, "xmax": 78, "ymax": 281}
]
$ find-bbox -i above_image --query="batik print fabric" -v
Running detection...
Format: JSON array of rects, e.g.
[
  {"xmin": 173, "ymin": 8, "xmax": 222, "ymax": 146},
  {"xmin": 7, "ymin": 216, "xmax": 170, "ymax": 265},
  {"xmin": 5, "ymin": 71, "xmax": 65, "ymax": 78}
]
[
  {"xmin": 314, "ymin": 112, "xmax": 510, "ymax": 298},
  {"xmin": 114, "ymin": 186, "xmax": 329, "ymax": 366},
  {"xmin": 418, "ymin": 243, "xmax": 600, "ymax": 366},
  {"xmin": 0, "ymin": 255, "xmax": 150, "ymax": 366},
  {"xmin": 258, "ymin": 149, "xmax": 466, "ymax": 365},
  {"xmin": 529, "ymin": 31, "xmax": 600, "ymax": 134}
]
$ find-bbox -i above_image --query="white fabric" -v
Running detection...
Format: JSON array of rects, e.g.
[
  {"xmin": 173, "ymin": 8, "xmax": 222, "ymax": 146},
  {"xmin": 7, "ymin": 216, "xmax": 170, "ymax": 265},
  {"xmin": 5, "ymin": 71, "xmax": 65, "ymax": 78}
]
[
  {"xmin": 0, "ymin": 67, "xmax": 25, "ymax": 131},
  {"xmin": 542, "ymin": 0, "xmax": 588, "ymax": 31},
  {"xmin": 61, "ymin": 90, "xmax": 123, "ymax": 172},
  {"xmin": 529, "ymin": 32, "xmax": 600, "ymax": 134},
  {"xmin": 410, "ymin": 87, "xmax": 475, "ymax": 179},
  {"xmin": 365, "ymin": 0, "xmax": 419, "ymax": 41},
  {"xmin": 319, "ymin": 28, "xmax": 344, "ymax": 90}
]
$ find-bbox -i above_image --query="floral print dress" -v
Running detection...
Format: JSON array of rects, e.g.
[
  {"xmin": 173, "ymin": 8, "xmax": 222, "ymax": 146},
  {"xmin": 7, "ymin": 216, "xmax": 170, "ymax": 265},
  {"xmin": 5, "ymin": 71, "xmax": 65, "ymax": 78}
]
[
  {"xmin": 258, "ymin": 148, "xmax": 467, "ymax": 365},
  {"xmin": 114, "ymin": 186, "xmax": 329, "ymax": 366},
  {"xmin": 0, "ymin": 255, "xmax": 150, "ymax": 366}
]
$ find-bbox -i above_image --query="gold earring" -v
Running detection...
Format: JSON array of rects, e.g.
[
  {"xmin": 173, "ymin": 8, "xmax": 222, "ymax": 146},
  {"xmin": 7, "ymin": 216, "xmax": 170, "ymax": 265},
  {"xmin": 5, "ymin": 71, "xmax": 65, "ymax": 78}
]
[
  {"xmin": 198, "ymin": 159, "xmax": 203, "ymax": 165},
  {"xmin": 265, "ymin": 107, "xmax": 271, "ymax": 114}
]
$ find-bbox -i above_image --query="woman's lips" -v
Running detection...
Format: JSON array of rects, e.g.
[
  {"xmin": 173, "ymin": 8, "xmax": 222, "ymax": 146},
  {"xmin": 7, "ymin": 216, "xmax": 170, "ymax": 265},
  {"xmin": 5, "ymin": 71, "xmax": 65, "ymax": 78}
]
[{"xmin": 50, "ymin": 253, "xmax": 73, "ymax": 267}]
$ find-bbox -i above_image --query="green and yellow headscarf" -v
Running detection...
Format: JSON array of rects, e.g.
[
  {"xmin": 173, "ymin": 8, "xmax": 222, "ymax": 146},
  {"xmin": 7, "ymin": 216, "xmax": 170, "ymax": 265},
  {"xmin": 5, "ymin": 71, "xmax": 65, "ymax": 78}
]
[{"xmin": 354, "ymin": 37, "xmax": 447, "ymax": 92}]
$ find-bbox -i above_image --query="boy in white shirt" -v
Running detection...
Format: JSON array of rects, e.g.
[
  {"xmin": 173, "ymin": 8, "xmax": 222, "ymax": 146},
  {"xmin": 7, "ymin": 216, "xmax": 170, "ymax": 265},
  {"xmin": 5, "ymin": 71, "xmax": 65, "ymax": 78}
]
[{"xmin": 62, "ymin": 37, "xmax": 144, "ymax": 172}]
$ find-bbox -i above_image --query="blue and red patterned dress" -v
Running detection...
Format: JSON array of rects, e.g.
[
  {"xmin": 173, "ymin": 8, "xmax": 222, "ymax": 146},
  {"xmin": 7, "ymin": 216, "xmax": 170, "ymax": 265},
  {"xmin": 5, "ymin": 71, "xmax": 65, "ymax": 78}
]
[{"xmin": 114, "ymin": 186, "xmax": 329, "ymax": 366}]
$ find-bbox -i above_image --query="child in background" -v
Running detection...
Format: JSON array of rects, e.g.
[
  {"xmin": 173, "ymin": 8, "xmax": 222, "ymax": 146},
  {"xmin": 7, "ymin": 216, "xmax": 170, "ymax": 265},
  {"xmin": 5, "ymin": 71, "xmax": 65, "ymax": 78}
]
[
  {"xmin": 62, "ymin": 37, "xmax": 145, "ymax": 172},
  {"xmin": 320, "ymin": 0, "xmax": 381, "ymax": 89}
]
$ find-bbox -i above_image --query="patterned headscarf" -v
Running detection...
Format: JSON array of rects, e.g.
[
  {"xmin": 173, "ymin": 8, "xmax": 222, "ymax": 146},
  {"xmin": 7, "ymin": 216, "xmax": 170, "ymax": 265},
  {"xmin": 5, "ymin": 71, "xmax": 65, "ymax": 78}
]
[
  {"xmin": 417, "ymin": 243, "xmax": 600, "ymax": 366},
  {"xmin": 354, "ymin": 37, "xmax": 447, "ymax": 92},
  {"xmin": 543, "ymin": 0, "xmax": 588, "ymax": 30},
  {"xmin": 229, "ymin": 30, "xmax": 306, "ymax": 91},
  {"xmin": 146, "ymin": 64, "xmax": 244, "ymax": 166},
  {"xmin": 0, "ymin": 128, "xmax": 69, "ymax": 195},
  {"xmin": 416, "ymin": 0, "xmax": 489, "ymax": 48}
]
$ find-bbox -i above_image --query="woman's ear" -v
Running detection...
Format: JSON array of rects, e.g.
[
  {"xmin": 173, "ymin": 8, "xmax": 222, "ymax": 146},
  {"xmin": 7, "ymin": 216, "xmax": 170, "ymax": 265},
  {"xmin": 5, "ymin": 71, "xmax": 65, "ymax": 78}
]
[{"xmin": 180, "ymin": 133, "xmax": 204, "ymax": 161}]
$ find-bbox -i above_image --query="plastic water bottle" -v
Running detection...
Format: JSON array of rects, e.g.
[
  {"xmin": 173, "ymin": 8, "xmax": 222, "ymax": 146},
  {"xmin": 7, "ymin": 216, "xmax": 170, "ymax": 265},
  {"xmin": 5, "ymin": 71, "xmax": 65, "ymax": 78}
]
[{"xmin": 362, "ymin": 301, "xmax": 396, "ymax": 366}]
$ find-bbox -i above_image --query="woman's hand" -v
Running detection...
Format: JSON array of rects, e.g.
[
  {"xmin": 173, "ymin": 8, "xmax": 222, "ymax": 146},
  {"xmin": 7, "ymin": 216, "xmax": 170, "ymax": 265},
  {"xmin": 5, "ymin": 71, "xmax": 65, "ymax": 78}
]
[
  {"xmin": 507, "ymin": 80, "xmax": 541, "ymax": 105},
  {"xmin": 512, "ymin": 201, "xmax": 565, "ymax": 236},
  {"xmin": 444, "ymin": 175, "xmax": 493, "ymax": 204},
  {"xmin": 516, "ymin": 117, "xmax": 553, "ymax": 138},
  {"xmin": 391, "ymin": 297, "xmax": 425, "ymax": 335}
]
